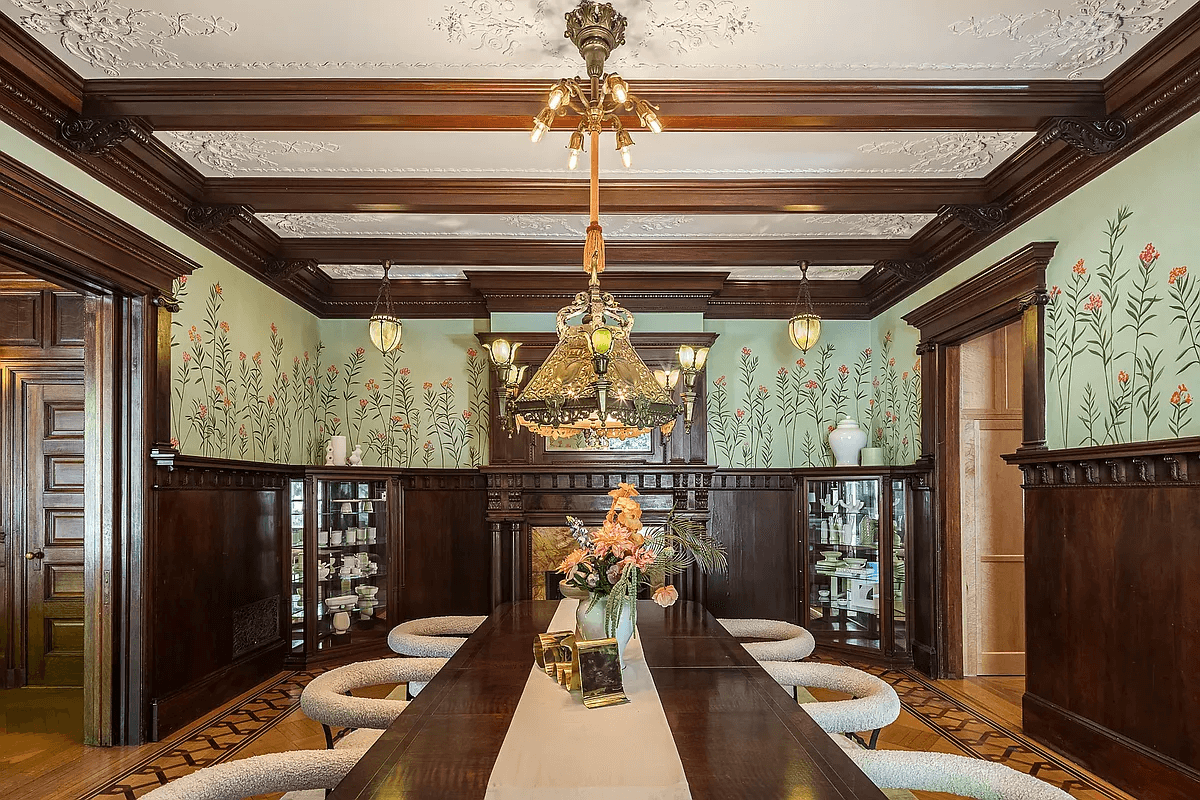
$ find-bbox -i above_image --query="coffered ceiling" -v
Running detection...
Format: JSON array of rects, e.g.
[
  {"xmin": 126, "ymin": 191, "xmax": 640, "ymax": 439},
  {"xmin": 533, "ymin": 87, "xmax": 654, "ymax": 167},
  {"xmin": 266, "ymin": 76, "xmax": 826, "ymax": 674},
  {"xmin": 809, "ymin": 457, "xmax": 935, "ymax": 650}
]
[{"xmin": 2, "ymin": 0, "xmax": 1198, "ymax": 319}]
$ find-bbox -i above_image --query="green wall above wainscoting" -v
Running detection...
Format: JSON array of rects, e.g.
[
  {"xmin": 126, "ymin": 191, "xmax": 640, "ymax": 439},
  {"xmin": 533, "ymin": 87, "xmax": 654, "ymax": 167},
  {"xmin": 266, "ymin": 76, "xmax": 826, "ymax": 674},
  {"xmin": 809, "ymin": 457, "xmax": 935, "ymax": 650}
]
[{"xmin": 874, "ymin": 109, "xmax": 1200, "ymax": 450}]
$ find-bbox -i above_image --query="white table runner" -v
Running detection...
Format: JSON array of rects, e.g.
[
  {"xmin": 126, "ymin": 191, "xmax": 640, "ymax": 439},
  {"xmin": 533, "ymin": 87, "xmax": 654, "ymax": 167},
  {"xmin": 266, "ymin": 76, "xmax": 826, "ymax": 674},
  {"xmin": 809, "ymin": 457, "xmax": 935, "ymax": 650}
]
[{"xmin": 484, "ymin": 599, "xmax": 693, "ymax": 800}]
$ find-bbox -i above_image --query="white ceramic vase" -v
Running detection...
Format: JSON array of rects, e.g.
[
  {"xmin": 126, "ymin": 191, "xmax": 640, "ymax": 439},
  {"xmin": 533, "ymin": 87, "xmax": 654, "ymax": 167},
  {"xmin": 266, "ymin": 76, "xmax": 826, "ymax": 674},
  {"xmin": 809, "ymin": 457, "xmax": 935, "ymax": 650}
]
[
  {"xmin": 828, "ymin": 417, "xmax": 868, "ymax": 467},
  {"xmin": 575, "ymin": 593, "xmax": 635, "ymax": 668},
  {"xmin": 329, "ymin": 435, "xmax": 347, "ymax": 466}
]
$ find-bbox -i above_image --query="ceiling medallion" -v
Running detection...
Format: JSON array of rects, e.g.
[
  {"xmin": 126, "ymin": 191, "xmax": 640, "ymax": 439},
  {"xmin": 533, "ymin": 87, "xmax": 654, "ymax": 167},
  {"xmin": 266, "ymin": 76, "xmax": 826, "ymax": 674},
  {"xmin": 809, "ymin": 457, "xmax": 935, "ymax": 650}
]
[{"xmin": 486, "ymin": 1, "xmax": 693, "ymax": 444}]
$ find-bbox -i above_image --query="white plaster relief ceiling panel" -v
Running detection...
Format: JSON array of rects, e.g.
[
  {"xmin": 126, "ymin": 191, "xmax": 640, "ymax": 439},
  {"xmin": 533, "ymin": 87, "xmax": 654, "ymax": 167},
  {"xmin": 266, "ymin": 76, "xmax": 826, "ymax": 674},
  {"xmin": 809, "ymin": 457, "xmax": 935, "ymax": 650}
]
[
  {"xmin": 259, "ymin": 212, "xmax": 935, "ymax": 239},
  {"xmin": 319, "ymin": 264, "xmax": 875, "ymax": 280},
  {"xmin": 2, "ymin": 1, "xmax": 1189, "ymax": 79},
  {"xmin": 156, "ymin": 130, "xmax": 1033, "ymax": 179}
]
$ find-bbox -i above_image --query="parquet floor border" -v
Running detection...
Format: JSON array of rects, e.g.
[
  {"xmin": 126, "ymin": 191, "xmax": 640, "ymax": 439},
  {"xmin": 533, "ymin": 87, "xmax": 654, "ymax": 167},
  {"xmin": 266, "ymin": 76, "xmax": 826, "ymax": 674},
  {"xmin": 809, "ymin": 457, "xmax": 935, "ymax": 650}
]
[
  {"xmin": 74, "ymin": 660, "xmax": 1131, "ymax": 800},
  {"xmin": 80, "ymin": 670, "xmax": 320, "ymax": 800}
]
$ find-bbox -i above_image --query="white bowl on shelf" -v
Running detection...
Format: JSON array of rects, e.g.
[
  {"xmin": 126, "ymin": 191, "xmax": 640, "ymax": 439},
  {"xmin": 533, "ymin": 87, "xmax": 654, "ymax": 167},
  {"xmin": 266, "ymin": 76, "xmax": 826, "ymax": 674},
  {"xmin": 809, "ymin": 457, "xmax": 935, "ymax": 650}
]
[
  {"xmin": 325, "ymin": 594, "xmax": 358, "ymax": 612},
  {"xmin": 843, "ymin": 557, "xmax": 868, "ymax": 570},
  {"xmin": 820, "ymin": 550, "xmax": 841, "ymax": 560}
]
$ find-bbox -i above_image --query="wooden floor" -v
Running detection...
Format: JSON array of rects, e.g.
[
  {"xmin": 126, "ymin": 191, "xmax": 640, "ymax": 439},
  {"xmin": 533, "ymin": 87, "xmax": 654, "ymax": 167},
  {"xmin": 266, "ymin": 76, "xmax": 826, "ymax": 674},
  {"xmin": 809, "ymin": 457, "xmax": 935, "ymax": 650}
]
[{"xmin": 0, "ymin": 663, "xmax": 1139, "ymax": 800}]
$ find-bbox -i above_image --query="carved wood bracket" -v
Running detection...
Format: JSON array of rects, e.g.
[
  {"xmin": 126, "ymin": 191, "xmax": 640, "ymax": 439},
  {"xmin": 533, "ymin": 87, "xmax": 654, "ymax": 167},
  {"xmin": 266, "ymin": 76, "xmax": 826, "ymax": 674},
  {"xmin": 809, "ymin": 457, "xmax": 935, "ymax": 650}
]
[
  {"xmin": 1039, "ymin": 116, "xmax": 1130, "ymax": 155},
  {"xmin": 185, "ymin": 203, "xmax": 256, "ymax": 232},
  {"xmin": 937, "ymin": 203, "xmax": 1008, "ymax": 233},
  {"xmin": 58, "ymin": 115, "xmax": 151, "ymax": 155},
  {"xmin": 264, "ymin": 259, "xmax": 318, "ymax": 282},
  {"xmin": 876, "ymin": 259, "xmax": 929, "ymax": 282}
]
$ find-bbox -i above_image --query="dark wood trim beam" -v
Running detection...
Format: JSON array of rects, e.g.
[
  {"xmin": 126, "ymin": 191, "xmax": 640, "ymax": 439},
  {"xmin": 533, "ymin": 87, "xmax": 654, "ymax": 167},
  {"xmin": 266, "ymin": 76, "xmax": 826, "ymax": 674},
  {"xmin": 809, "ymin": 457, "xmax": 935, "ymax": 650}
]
[
  {"xmin": 203, "ymin": 177, "xmax": 987, "ymax": 214},
  {"xmin": 84, "ymin": 79, "xmax": 1105, "ymax": 132},
  {"xmin": 0, "ymin": 151, "xmax": 200, "ymax": 294},
  {"xmin": 708, "ymin": 279, "xmax": 872, "ymax": 319},
  {"xmin": 280, "ymin": 238, "xmax": 905, "ymax": 268},
  {"xmin": 0, "ymin": 13, "xmax": 82, "ymax": 112}
]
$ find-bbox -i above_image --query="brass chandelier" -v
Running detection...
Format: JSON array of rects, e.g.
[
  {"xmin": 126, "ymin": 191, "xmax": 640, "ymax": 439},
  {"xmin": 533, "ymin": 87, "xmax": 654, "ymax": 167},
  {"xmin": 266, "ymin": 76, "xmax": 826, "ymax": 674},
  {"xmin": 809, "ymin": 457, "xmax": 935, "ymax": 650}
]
[{"xmin": 486, "ymin": 1, "xmax": 681, "ymax": 442}]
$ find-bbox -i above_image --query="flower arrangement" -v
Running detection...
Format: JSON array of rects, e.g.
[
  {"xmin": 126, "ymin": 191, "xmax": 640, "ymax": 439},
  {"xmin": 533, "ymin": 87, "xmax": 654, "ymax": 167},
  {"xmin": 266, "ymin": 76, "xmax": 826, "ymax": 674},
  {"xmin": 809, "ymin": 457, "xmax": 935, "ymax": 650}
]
[{"xmin": 557, "ymin": 482, "xmax": 727, "ymax": 637}]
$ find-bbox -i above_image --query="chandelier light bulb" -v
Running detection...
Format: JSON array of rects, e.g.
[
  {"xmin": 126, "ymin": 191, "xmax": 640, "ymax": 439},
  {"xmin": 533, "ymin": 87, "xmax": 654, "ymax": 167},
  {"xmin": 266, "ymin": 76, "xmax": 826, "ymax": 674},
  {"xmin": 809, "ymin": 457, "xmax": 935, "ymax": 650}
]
[
  {"xmin": 615, "ymin": 128, "xmax": 635, "ymax": 167},
  {"xmin": 634, "ymin": 99, "xmax": 663, "ymax": 133},
  {"xmin": 531, "ymin": 107, "xmax": 555, "ymax": 143},
  {"xmin": 547, "ymin": 82, "xmax": 568, "ymax": 110},
  {"xmin": 606, "ymin": 74, "xmax": 629, "ymax": 104},
  {"xmin": 621, "ymin": 147, "xmax": 632, "ymax": 168},
  {"xmin": 567, "ymin": 129, "xmax": 585, "ymax": 170}
]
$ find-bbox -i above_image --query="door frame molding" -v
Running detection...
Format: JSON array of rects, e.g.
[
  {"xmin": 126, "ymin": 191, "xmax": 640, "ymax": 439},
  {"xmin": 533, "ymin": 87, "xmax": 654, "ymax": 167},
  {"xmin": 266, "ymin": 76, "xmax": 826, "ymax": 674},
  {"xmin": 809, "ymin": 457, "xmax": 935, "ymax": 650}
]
[{"xmin": 902, "ymin": 241, "xmax": 1054, "ymax": 678}]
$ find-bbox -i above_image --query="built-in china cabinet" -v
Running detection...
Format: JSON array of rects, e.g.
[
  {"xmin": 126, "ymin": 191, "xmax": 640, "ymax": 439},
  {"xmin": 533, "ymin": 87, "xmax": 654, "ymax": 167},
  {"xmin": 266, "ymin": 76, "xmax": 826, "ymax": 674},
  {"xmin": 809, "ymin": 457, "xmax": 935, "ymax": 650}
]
[
  {"xmin": 800, "ymin": 468, "xmax": 915, "ymax": 661},
  {"xmin": 286, "ymin": 468, "xmax": 401, "ymax": 667}
]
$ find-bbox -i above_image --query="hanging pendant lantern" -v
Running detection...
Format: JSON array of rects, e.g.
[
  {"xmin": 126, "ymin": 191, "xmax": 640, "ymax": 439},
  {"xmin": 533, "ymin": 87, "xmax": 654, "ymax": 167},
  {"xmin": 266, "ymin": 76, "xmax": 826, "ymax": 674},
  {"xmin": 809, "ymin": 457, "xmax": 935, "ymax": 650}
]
[
  {"xmin": 788, "ymin": 260, "xmax": 822, "ymax": 352},
  {"xmin": 369, "ymin": 260, "xmax": 403, "ymax": 353}
]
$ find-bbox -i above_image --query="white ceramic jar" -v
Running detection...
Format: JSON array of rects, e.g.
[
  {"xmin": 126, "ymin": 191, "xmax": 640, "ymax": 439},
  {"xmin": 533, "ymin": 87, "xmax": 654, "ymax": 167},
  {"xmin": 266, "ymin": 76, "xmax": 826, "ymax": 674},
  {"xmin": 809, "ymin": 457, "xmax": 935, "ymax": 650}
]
[{"xmin": 828, "ymin": 417, "xmax": 868, "ymax": 467}]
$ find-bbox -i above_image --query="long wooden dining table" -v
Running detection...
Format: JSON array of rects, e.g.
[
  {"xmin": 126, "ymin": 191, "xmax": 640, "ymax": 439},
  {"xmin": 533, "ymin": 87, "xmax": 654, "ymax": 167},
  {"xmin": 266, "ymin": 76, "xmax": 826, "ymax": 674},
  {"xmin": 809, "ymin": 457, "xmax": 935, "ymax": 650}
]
[{"xmin": 328, "ymin": 600, "xmax": 888, "ymax": 799}]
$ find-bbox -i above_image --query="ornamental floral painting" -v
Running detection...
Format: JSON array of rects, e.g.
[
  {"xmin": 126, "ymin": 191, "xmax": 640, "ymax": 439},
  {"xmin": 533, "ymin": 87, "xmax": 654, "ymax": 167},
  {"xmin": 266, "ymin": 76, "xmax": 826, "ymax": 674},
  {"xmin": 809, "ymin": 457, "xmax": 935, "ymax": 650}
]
[
  {"xmin": 705, "ymin": 323, "xmax": 919, "ymax": 468},
  {"xmin": 1047, "ymin": 207, "xmax": 1197, "ymax": 447},
  {"xmin": 169, "ymin": 269, "xmax": 487, "ymax": 468}
]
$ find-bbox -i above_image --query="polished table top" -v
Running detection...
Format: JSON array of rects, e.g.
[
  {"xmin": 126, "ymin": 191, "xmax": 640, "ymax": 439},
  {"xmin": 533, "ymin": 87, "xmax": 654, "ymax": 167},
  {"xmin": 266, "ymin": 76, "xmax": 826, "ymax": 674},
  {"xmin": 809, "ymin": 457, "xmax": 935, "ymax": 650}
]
[{"xmin": 328, "ymin": 601, "xmax": 887, "ymax": 800}]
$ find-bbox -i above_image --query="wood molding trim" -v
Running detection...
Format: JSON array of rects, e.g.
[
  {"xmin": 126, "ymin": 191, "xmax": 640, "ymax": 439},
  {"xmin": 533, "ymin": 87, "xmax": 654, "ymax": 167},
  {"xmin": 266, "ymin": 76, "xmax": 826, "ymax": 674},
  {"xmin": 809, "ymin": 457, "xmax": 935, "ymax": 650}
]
[
  {"xmin": 902, "ymin": 241, "xmax": 1054, "ymax": 679},
  {"xmin": 1, "ymin": 6, "xmax": 1200, "ymax": 321},
  {"xmin": 0, "ymin": 152, "xmax": 200, "ymax": 295},
  {"xmin": 85, "ymin": 78, "xmax": 1106, "ymax": 132},
  {"xmin": 1001, "ymin": 436, "xmax": 1200, "ymax": 487}
]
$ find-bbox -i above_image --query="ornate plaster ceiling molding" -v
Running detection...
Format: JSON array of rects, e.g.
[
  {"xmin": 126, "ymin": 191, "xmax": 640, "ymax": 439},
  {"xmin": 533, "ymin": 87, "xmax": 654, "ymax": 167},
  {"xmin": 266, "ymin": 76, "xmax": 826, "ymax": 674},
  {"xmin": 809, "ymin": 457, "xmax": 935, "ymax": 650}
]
[
  {"xmin": 950, "ymin": 0, "xmax": 1180, "ymax": 79},
  {"xmin": 7, "ymin": 0, "xmax": 236, "ymax": 76},
  {"xmin": 644, "ymin": 0, "xmax": 756, "ymax": 53},
  {"xmin": 857, "ymin": 132, "xmax": 1024, "ymax": 176},
  {"xmin": 258, "ymin": 212, "xmax": 935, "ymax": 240},
  {"xmin": 160, "ymin": 131, "xmax": 341, "ymax": 177}
]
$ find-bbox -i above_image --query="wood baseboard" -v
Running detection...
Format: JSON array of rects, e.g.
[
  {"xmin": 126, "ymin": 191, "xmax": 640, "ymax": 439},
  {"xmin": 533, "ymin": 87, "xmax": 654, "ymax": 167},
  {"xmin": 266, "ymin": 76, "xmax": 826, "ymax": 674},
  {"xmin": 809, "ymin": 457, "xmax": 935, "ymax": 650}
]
[
  {"xmin": 1024, "ymin": 692, "xmax": 1200, "ymax": 800},
  {"xmin": 150, "ymin": 640, "xmax": 285, "ymax": 741}
]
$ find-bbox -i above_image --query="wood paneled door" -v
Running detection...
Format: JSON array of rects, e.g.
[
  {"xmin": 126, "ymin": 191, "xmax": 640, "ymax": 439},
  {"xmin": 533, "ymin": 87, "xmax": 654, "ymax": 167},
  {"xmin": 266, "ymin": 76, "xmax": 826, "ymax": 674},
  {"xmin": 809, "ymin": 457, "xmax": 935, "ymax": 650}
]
[
  {"xmin": 13, "ymin": 370, "xmax": 86, "ymax": 685},
  {"xmin": 959, "ymin": 324, "xmax": 1025, "ymax": 676}
]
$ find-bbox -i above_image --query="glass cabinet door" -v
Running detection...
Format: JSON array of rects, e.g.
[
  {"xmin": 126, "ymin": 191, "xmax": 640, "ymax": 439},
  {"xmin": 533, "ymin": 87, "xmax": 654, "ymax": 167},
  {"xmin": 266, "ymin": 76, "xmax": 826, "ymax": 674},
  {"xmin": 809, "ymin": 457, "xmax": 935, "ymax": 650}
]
[
  {"xmin": 315, "ymin": 477, "xmax": 389, "ymax": 653},
  {"xmin": 890, "ymin": 478, "xmax": 908, "ymax": 655},
  {"xmin": 288, "ymin": 478, "xmax": 305, "ymax": 656},
  {"xmin": 805, "ymin": 477, "xmax": 882, "ymax": 650}
]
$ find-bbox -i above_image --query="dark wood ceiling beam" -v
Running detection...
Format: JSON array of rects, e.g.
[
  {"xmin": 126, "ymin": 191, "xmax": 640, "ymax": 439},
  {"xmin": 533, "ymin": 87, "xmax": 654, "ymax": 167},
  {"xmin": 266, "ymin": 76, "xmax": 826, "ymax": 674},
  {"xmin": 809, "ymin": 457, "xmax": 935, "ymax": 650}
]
[
  {"xmin": 84, "ymin": 79, "xmax": 1106, "ymax": 132},
  {"xmin": 277, "ymin": 238, "xmax": 905, "ymax": 267},
  {"xmin": 203, "ymin": 177, "xmax": 987, "ymax": 214}
]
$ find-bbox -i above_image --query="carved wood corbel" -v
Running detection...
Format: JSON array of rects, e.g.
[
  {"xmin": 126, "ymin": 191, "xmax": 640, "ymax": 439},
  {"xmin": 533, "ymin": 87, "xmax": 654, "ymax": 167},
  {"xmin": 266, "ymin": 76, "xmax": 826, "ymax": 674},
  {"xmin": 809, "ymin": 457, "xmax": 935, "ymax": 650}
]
[
  {"xmin": 1039, "ymin": 116, "xmax": 1130, "ymax": 155},
  {"xmin": 877, "ymin": 259, "xmax": 930, "ymax": 282},
  {"xmin": 59, "ymin": 115, "xmax": 151, "ymax": 155},
  {"xmin": 185, "ymin": 204, "xmax": 255, "ymax": 232},
  {"xmin": 938, "ymin": 203, "xmax": 1008, "ymax": 233},
  {"xmin": 263, "ymin": 259, "xmax": 318, "ymax": 281}
]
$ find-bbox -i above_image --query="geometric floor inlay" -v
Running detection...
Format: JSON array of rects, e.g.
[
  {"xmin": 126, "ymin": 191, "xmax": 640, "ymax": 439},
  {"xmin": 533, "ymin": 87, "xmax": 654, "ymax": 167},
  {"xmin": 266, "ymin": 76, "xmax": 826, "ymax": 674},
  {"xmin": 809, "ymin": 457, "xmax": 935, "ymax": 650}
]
[{"xmin": 75, "ymin": 659, "xmax": 1127, "ymax": 799}]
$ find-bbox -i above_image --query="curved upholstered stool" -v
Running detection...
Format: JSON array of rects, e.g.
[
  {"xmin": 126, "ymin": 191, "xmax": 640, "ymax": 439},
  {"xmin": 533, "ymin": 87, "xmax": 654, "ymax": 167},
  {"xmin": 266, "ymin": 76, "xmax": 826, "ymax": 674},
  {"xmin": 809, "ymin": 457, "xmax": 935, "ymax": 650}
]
[
  {"xmin": 387, "ymin": 615, "xmax": 485, "ymax": 697},
  {"xmin": 717, "ymin": 618, "xmax": 816, "ymax": 662},
  {"xmin": 848, "ymin": 748, "xmax": 1073, "ymax": 799},
  {"xmin": 387, "ymin": 615, "xmax": 486, "ymax": 657},
  {"xmin": 300, "ymin": 656, "xmax": 446, "ymax": 748},
  {"xmin": 140, "ymin": 747, "xmax": 367, "ymax": 800},
  {"xmin": 762, "ymin": 661, "xmax": 900, "ymax": 749}
]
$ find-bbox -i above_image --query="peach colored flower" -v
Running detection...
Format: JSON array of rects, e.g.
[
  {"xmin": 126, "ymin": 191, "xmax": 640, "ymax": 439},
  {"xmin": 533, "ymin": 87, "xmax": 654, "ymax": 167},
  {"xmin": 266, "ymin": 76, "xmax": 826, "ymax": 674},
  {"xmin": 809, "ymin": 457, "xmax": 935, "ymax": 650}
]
[
  {"xmin": 1072, "ymin": 259, "xmax": 1086, "ymax": 275},
  {"xmin": 213, "ymin": 283, "xmax": 222, "ymax": 296},
  {"xmin": 219, "ymin": 321, "xmax": 230, "ymax": 333},
  {"xmin": 1118, "ymin": 370, "xmax": 1129, "ymax": 384},
  {"xmin": 182, "ymin": 352, "xmax": 191, "ymax": 363},
  {"xmin": 556, "ymin": 548, "xmax": 588, "ymax": 575},
  {"xmin": 423, "ymin": 382, "xmax": 433, "ymax": 390},
  {"xmin": 608, "ymin": 481, "xmax": 639, "ymax": 499},
  {"xmin": 355, "ymin": 347, "xmax": 365, "ymax": 356},
  {"xmin": 467, "ymin": 348, "xmax": 478, "ymax": 358},
  {"xmin": 653, "ymin": 585, "xmax": 679, "ymax": 608},
  {"xmin": 360, "ymin": 398, "xmax": 369, "ymax": 408},
  {"xmin": 1169, "ymin": 266, "xmax": 1188, "ymax": 285}
]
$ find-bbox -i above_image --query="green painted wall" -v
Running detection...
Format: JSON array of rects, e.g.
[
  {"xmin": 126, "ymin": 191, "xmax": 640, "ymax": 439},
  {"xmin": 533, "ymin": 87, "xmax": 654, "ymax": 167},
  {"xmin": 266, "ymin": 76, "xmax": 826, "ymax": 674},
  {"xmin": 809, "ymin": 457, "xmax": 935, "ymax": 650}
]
[
  {"xmin": 872, "ymin": 110, "xmax": 1200, "ymax": 451},
  {"xmin": 170, "ymin": 258, "xmax": 490, "ymax": 468}
]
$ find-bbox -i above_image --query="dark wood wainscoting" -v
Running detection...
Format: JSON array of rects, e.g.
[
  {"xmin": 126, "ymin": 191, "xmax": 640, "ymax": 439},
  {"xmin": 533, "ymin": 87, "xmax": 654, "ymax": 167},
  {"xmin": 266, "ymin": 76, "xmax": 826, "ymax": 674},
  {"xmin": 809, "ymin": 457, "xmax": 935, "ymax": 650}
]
[
  {"xmin": 1003, "ymin": 440, "xmax": 1200, "ymax": 800},
  {"xmin": 148, "ymin": 457, "xmax": 291, "ymax": 740},
  {"xmin": 397, "ymin": 471, "xmax": 490, "ymax": 621},
  {"xmin": 706, "ymin": 472, "xmax": 799, "ymax": 623}
]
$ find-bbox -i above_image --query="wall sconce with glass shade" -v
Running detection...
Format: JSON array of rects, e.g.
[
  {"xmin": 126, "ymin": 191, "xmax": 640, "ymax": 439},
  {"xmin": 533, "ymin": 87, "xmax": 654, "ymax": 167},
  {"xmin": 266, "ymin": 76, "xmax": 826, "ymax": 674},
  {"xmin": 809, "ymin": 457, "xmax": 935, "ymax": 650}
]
[
  {"xmin": 368, "ymin": 260, "xmax": 403, "ymax": 354},
  {"xmin": 788, "ymin": 260, "xmax": 822, "ymax": 352},
  {"xmin": 484, "ymin": 338, "xmax": 526, "ymax": 436},
  {"xmin": 677, "ymin": 345, "xmax": 710, "ymax": 434}
]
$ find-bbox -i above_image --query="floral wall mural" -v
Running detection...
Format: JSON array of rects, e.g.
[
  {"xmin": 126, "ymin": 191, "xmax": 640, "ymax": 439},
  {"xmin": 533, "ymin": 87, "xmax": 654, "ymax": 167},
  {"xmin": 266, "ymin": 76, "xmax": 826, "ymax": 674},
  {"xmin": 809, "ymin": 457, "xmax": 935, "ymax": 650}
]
[
  {"xmin": 1046, "ymin": 207, "xmax": 1197, "ymax": 447},
  {"xmin": 170, "ymin": 262, "xmax": 489, "ymax": 468},
  {"xmin": 703, "ymin": 320, "xmax": 920, "ymax": 468}
]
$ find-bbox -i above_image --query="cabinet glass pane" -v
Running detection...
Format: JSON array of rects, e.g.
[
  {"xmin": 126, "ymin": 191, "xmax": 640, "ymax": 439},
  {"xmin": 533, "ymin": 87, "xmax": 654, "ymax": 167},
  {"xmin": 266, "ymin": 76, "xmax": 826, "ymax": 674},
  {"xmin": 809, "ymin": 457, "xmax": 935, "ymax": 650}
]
[
  {"xmin": 891, "ymin": 478, "xmax": 908, "ymax": 654},
  {"xmin": 805, "ymin": 478, "xmax": 881, "ymax": 650},
  {"xmin": 288, "ymin": 478, "xmax": 305, "ymax": 655},
  {"xmin": 315, "ymin": 478, "xmax": 389, "ymax": 653}
]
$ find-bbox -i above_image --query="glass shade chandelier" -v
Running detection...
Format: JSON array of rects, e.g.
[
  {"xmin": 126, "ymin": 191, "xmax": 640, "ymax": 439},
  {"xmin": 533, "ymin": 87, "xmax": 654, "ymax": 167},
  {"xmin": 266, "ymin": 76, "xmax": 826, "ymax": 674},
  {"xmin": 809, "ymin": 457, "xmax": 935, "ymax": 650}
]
[
  {"xmin": 486, "ymin": 1, "xmax": 690, "ymax": 442},
  {"xmin": 788, "ymin": 260, "xmax": 822, "ymax": 352},
  {"xmin": 369, "ymin": 260, "xmax": 403, "ymax": 353}
]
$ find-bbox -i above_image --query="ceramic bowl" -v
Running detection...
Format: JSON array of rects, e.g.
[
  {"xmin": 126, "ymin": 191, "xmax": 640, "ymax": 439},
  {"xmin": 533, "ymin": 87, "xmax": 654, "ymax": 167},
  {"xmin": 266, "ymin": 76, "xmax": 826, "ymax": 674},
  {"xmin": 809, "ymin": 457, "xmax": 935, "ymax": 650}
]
[
  {"xmin": 843, "ymin": 557, "xmax": 868, "ymax": 569},
  {"xmin": 820, "ymin": 550, "xmax": 841, "ymax": 560},
  {"xmin": 325, "ymin": 594, "xmax": 358, "ymax": 612},
  {"xmin": 355, "ymin": 585, "xmax": 379, "ymax": 598}
]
